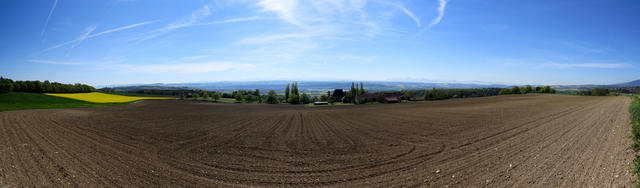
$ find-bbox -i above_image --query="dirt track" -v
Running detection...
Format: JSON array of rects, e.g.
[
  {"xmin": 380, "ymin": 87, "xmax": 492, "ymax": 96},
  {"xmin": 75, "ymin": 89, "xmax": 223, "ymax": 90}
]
[{"xmin": 0, "ymin": 94, "xmax": 635, "ymax": 187}]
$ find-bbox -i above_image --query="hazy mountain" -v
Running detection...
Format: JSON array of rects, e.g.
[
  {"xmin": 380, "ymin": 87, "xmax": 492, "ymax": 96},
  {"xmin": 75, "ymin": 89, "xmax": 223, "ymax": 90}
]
[{"xmin": 101, "ymin": 81, "xmax": 508, "ymax": 93}]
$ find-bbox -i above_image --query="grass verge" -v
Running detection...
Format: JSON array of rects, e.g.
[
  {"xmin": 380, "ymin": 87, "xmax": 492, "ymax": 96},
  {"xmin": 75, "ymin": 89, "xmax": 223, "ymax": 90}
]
[
  {"xmin": 629, "ymin": 95, "xmax": 640, "ymax": 184},
  {"xmin": 0, "ymin": 92, "xmax": 124, "ymax": 112}
]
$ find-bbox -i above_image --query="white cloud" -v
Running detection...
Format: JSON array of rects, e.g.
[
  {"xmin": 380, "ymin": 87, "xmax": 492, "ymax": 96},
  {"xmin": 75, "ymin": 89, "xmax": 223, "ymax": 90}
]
[
  {"xmin": 547, "ymin": 62, "xmax": 630, "ymax": 69},
  {"xmin": 41, "ymin": 0, "xmax": 59, "ymax": 36},
  {"xmin": 257, "ymin": 0, "xmax": 301, "ymax": 26},
  {"xmin": 129, "ymin": 62, "xmax": 255, "ymax": 74},
  {"xmin": 428, "ymin": 0, "xmax": 448, "ymax": 28}
]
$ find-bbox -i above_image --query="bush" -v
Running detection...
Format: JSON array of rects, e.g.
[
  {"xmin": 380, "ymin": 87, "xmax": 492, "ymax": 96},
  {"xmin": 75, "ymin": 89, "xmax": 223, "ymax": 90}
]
[
  {"xmin": 499, "ymin": 88, "xmax": 512, "ymax": 95},
  {"xmin": 512, "ymin": 86, "xmax": 521, "ymax": 94},
  {"xmin": 266, "ymin": 90, "xmax": 278, "ymax": 104},
  {"xmin": 301, "ymin": 93, "xmax": 310, "ymax": 104},
  {"xmin": 288, "ymin": 94, "xmax": 300, "ymax": 104}
]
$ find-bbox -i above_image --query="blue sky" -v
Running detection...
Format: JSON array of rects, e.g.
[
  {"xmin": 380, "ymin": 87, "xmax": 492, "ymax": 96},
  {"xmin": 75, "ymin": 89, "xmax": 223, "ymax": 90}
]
[{"xmin": 1, "ymin": 0, "xmax": 639, "ymax": 86}]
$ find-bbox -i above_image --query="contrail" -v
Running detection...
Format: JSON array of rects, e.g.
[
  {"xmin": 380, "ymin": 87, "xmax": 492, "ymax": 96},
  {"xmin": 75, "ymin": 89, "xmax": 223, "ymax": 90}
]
[{"xmin": 41, "ymin": 0, "xmax": 59, "ymax": 36}]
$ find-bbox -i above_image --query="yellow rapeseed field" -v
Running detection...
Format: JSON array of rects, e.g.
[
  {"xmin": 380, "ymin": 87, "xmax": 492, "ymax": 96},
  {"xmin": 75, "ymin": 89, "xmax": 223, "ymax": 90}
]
[{"xmin": 45, "ymin": 92, "xmax": 173, "ymax": 103}]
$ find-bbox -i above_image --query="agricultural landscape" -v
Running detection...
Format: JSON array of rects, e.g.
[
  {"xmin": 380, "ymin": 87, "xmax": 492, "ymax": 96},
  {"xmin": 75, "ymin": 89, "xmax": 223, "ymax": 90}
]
[{"xmin": 3, "ymin": 0, "xmax": 640, "ymax": 187}]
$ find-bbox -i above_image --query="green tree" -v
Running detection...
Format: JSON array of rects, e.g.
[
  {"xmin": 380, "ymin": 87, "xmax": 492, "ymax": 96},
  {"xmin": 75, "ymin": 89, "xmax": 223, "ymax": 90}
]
[
  {"xmin": 542, "ymin": 86, "xmax": 552, "ymax": 93},
  {"xmin": 312, "ymin": 96, "xmax": 319, "ymax": 102},
  {"xmin": 284, "ymin": 83, "xmax": 290, "ymax": 102},
  {"xmin": 512, "ymin": 86, "xmax": 521, "ymax": 94},
  {"xmin": 301, "ymin": 93, "xmax": 311, "ymax": 104},
  {"xmin": 328, "ymin": 95, "xmax": 335, "ymax": 104},
  {"xmin": 424, "ymin": 89, "xmax": 433, "ymax": 100},
  {"xmin": 288, "ymin": 94, "xmax": 300, "ymax": 104},
  {"xmin": 523, "ymin": 85, "xmax": 533, "ymax": 94},
  {"xmin": 499, "ymin": 88, "xmax": 512, "ymax": 95},
  {"xmin": 0, "ymin": 77, "xmax": 13, "ymax": 93},
  {"xmin": 266, "ymin": 90, "xmax": 278, "ymax": 104},
  {"xmin": 235, "ymin": 93, "xmax": 243, "ymax": 102},
  {"xmin": 213, "ymin": 92, "xmax": 221, "ymax": 102},
  {"xmin": 359, "ymin": 82, "xmax": 365, "ymax": 94}
]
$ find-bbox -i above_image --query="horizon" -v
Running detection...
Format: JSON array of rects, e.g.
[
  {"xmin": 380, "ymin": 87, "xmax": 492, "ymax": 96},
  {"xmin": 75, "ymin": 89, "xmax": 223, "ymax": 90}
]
[{"xmin": 1, "ymin": 0, "xmax": 639, "ymax": 86}]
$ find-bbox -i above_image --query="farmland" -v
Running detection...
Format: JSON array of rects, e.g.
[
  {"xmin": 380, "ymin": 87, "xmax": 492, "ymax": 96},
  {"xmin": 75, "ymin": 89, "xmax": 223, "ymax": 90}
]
[
  {"xmin": 0, "ymin": 94, "xmax": 634, "ymax": 187},
  {"xmin": 0, "ymin": 92, "xmax": 121, "ymax": 112},
  {"xmin": 45, "ymin": 92, "xmax": 174, "ymax": 103}
]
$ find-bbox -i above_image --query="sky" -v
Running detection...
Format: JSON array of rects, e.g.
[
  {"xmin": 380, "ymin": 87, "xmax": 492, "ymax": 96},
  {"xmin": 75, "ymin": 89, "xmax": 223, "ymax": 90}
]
[{"xmin": 1, "ymin": 0, "xmax": 639, "ymax": 86}]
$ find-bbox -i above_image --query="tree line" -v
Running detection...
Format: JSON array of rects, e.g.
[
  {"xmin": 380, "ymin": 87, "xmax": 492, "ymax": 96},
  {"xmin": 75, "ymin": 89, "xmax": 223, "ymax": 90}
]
[
  {"xmin": 0, "ymin": 77, "xmax": 95, "ymax": 94},
  {"xmin": 423, "ymin": 88, "xmax": 502, "ymax": 100},
  {"xmin": 498, "ymin": 85, "xmax": 555, "ymax": 95},
  {"xmin": 576, "ymin": 88, "xmax": 611, "ymax": 96}
]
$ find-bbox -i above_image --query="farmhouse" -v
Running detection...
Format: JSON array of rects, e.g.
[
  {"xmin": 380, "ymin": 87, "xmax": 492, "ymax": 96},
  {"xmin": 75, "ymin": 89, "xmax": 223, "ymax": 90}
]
[{"xmin": 357, "ymin": 93, "xmax": 379, "ymax": 103}]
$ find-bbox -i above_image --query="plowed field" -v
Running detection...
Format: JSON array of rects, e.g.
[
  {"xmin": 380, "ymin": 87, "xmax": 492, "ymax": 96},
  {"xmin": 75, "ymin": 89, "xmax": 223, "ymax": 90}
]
[{"xmin": 0, "ymin": 94, "xmax": 634, "ymax": 187}]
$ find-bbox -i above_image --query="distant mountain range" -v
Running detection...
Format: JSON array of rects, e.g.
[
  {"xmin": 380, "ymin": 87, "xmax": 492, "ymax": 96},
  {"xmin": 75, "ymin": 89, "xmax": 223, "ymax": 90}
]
[{"xmin": 100, "ymin": 79, "xmax": 640, "ymax": 93}]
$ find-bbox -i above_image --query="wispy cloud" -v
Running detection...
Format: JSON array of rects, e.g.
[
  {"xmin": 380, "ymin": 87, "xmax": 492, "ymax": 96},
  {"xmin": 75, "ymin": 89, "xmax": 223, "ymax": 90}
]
[
  {"xmin": 200, "ymin": 16, "xmax": 261, "ymax": 25},
  {"xmin": 137, "ymin": 5, "xmax": 211, "ymax": 41},
  {"xmin": 41, "ymin": 0, "xmax": 59, "ymax": 36},
  {"xmin": 183, "ymin": 55, "xmax": 210, "ymax": 60},
  {"xmin": 257, "ymin": 0, "xmax": 301, "ymax": 26},
  {"xmin": 399, "ymin": 6, "xmax": 421, "ymax": 27},
  {"xmin": 43, "ymin": 20, "xmax": 156, "ymax": 52},
  {"xmin": 127, "ymin": 62, "xmax": 255, "ymax": 74},
  {"xmin": 547, "ymin": 62, "xmax": 630, "ymax": 69},
  {"xmin": 428, "ymin": 0, "xmax": 448, "ymax": 28},
  {"xmin": 27, "ymin": 59, "xmax": 83, "ymax": 65},
  {"xmin": 67, "ymin": 25, "xmax": 97, "ymax": 56},
  {"xmin": 236, "ymin": 33, "xmax": 314, "ymax": 44},
  {"xmin": 27, "ymin": 57, "xmax": 125, "ymax": 65}
]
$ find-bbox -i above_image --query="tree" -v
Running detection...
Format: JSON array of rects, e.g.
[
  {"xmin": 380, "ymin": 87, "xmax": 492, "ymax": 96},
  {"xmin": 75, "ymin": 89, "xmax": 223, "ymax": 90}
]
[
  {"xmin": 213, "ymin": 92, "xmax": 221, "ymax": 102},
  {"xmin": 403, "ymin": 92, "xmax": 412, "ymax": 101},
  {"xmin": 288, "ymin": 94, "xmax": 300, "ymax": 104},
  {"xmin": 266, "ymin": 90, "xmax": 278, "ymax": 104},
  {"xmin": 235, "ymin": 93, "xmax": 243, "ymax": 102},
  {"xmin": 284, "ymin": 83, "xmax": 290, "ymax": 102},
  {"xmin": 328, "ymin": 95, "xmax": 335, "ymax": 104},
  {"xmin": 254, "ymin": 89, "xmax": 260, "ymax": 96},
  {"xmin": 292, "ymin": 82, "xmax": 299, "ymax": 96},
  {"xmin": 542, "ymin": 86, "xmax": 552, "ymax": 93},
  {"xmin": 499, "ymin": 88, "xmax": 512, "ymax": 95},
  {"xmin": 312, "ymin": 96, "xmax": 319, "ymax": 102},
  {"xmin": 424, "ymin": 89, "xmax": 433, "ymax": 100},
  {"xmin": 0, "ymin": 77, "xmax": 13, "ymax": 93},
  {"xmin": 522, "ymin": 85, "xmax": 532, "ymax": 94},
  {"xmin": 359, "ymin": 82, "xmax": 365, "ymax": 94},
  {"xmin": 512, "ymin": 86, "xmax": 521, "ymax": 94},
  {"xmin": 301, "ymin": 93, "xmax": 311, "ymax": 104},
  {"xmin": 350, "ymin": 82, "xmax": 358, "ymax": 103}
]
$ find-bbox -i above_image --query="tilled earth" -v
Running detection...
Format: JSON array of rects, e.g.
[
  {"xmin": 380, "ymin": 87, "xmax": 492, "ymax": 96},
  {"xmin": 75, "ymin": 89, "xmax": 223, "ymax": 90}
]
[{"xmin": 0, "ymin": 94, "xmax": 635, "ymax": 187}]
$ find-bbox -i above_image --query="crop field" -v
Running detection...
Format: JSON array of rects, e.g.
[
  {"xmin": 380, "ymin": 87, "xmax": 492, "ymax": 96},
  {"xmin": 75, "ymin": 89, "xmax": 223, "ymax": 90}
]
[
  {"xmin": 45, "ymin": 92, "xmax": 174, "ymax": 103},
  {"xmin": 0, "ymin": 94, "xmax": 634, "ymax": 187}
]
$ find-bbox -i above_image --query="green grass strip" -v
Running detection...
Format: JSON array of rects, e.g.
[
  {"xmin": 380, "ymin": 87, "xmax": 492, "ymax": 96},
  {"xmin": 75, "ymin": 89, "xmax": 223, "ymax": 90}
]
[{"xmin": 629, "ymin": 95, "xmax": 640, "ymax": 185}]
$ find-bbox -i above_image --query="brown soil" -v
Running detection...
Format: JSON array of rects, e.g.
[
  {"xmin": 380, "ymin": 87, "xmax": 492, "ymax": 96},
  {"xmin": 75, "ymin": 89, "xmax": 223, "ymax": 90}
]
[{"xmin": 0, "ymin": 94, "xmax": 634, "ymax": 187}]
